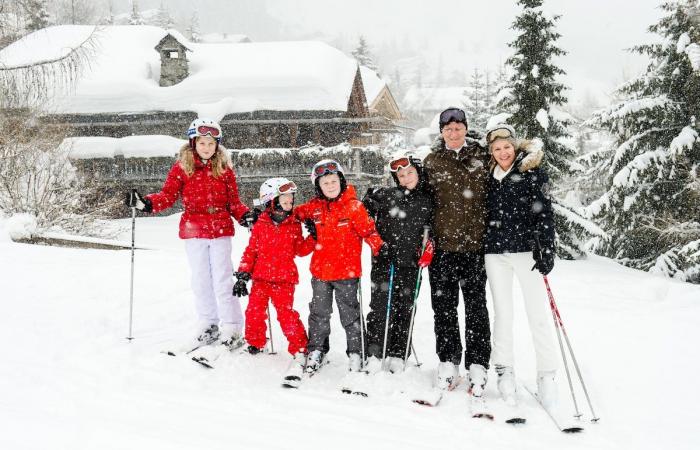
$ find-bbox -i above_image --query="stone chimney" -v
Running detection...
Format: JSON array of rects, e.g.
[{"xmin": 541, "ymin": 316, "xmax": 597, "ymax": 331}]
[{"xmin": 155, "ymin": 34, "xmax": 191, "ymax": 87}]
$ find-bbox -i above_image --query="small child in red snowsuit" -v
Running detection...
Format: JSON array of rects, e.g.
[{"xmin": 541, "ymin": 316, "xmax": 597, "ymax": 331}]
[{"xmin": 233, "ymin": 177, "xmax": 315, "ymax": 382}]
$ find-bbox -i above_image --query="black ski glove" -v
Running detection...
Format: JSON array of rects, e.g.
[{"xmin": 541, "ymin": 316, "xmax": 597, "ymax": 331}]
[
  {"xmin": 232, "ymin": 271, "xmax": 251, "ymax": 297},
  {"xmin": 532, "ymin": 244, "xmax": 555, "ymax": 275},
  {"xmin": 303, "ymin": 218, "xmax": 317, "ymax": 240},
  {"xmin": 124, "ymin": 189, "xmax": 152, "ymax": 213},
  {"xmin": 239, "ymin": 209, "xmax": 260, "ymax": 228}
]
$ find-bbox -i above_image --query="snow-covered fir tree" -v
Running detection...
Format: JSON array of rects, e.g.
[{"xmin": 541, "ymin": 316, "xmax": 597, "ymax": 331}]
[
  {"xmin": 499, "ymin": 0, "xmax": 573, "ymax": 177},
  {"xmin": 154, "ymin": 1, "xmax": 175, "ymax": 29},
  {"xmin": 584, "ymin": 0, "xmax": 700, "ymax": 282},
  {"xmin": 24, "ymin": 0, "xmax": 50, "ymax": 32},
  {"xmin": 101, "ymin": 1, "xmax": 115, "ymax": 26},
  {"xmin": 466, "ymin": 68, "xmax": 488, "ymax": 132},
  {"xmin": 186, "ymin": 11, "xmax": 200, "ymax": 42},
  {"xmin": 352, "ymin": 35, "xmax": 379, "ymax": 73},
  {"xmin": 498, "ymin": 0, "xmax": 597, "ymax": 258},
  {"xmin": 129, "ymin": 0, "xmax": 144, "ymax": 26}
]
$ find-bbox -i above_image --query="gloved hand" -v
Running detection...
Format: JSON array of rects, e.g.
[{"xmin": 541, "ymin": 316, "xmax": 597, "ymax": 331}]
[
  {"xmin": 378, "ymin": 243, "xmax": 396, "ymax": 262},
  {"xmin": 417, "ymin": 239, "xmax": 435, "ymax": 268},
  {"xmin": 239, "ymin": 209, "xmax": 260, "ymax": 228},
  {"xmin": 303, "ymin": 218, "xmax": 317, "ymax": 240},
  {"xmin": 532, "ymin": 245, "xmax": 555, "ymax": 275},
  {"xmin": 124, "ymin": 189, "xmax": 152, "ymax": 213},
  {"xmin": 232, "ymin": 271, "xmax": 251, "ymax": 297}
]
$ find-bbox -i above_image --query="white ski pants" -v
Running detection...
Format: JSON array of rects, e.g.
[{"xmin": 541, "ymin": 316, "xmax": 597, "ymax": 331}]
[
  {"xmin": 485, "ymin": 252, "xmax": 558, "ymax": 372},
  {"xmin": 185, "ymin": 236, "xmax": 243, "ymax": 332}
]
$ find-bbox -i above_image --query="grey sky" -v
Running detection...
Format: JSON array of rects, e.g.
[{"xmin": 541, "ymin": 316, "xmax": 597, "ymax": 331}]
[
  {"xmin": 118, "ymin": 0, "xmax": 665, "ymax": 106},
  {"xmin": 272, "ymin": 0, "xmax": 664, "ymax": 105}
]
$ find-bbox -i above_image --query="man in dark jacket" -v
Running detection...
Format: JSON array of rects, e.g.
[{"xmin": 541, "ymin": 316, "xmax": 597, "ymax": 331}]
[
  {"xmin": 363, "ymin": 154, "xmax": 434, "ymax": 373},
  {"xmin": 423, "ymin": 107, "xmax": 491, "ymax": 395}
]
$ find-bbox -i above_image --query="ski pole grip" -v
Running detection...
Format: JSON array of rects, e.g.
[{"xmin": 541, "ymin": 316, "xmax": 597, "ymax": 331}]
[
  {"xmin": 533, "ymin": 230, "xmax": 543, "ymax": 252},
  {"xmin": 421, "ymin": 226, "xmax": 430, "ymax": 249}
]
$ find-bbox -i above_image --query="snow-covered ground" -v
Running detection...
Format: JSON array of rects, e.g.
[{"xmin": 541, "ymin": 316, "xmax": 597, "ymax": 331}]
[{"xmin": 1, "ymin": 214, "xmax": 698, "ymax": 450}]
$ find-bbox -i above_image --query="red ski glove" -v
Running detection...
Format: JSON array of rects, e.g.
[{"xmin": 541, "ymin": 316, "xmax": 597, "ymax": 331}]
[{"xmin": 417, "ymin": 239, "xmax": 434, "ymax": 268}]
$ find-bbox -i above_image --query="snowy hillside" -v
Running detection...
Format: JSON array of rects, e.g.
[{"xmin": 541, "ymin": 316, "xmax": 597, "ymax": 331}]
[{"xmin": 0, "ymin": 214, "xmax": 698, "ymax": 450}]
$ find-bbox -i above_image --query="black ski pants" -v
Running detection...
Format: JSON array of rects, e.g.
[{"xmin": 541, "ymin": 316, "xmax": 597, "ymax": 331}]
[
  {"xmin": 428, "ymin": 248, "xmax": 491, "ymax": 369},
  {"xmin": 366, "ymin": 258, "xmax": 420, "ymax": 359}
]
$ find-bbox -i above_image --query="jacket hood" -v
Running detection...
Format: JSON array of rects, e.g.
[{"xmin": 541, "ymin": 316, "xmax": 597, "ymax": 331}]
[{"xmin": 489, "ymin": 138, "xmax": 544, "ymax": 173}]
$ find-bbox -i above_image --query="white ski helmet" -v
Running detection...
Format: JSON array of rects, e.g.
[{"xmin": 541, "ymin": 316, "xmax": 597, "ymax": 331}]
[
  {"xmin": 186, "ymin": 118, "xmax": 223, "ymax": 146},
  {"xmin": 310, "ymin": 159, "xmax": 345, "ymax": 184},
  {"xmin": 257, "ymin": 177, "xmax": 298, "ymax": 208}
]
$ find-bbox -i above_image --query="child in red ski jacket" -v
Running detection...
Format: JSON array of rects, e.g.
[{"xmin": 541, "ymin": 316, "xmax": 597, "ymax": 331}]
[
  {"xmin": 233, "ymin": 178, "xmax": 315, "ymax": 384},
  {"xmin": 294, "ymin": 159, "xmax": 384, "ymax": 376},
  {"xmin": 125, "ymin": 118, "xmax": 256, "ymax": 350}
]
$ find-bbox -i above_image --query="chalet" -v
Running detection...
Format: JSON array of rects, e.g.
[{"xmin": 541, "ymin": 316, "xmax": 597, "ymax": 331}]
[{"xmin": 0, "ymin": 25, "xmax": 402, "ymax": 210}]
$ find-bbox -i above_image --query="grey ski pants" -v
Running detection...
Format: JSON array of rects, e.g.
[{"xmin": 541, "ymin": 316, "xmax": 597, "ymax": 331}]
[{"xmin": 307, "ymin": 278, "xmax": 362, "ymax": 355}]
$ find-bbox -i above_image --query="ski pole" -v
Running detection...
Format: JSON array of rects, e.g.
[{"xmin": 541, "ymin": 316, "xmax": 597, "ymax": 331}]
[
  {"xmin": 381, "ymin": 263, "xmax": 396, "ymax": 371},
  {"xmin": 127, "ymin": 194, "xmax": 136, "ymax": 341},
  {"xmin": 410, "ymin": 341, "xmax": 421, "ymax": 367},
  {"xmin": 266, "ymin": 304, "xmax": 276, "ymax": 355},
  {"xmin": 403, "ymin": 227, "xmax": 430, "ymax": 369},
  {"xmin": 358, "ymin": 280, "xmax": 366, "ymax": 368},
  {"xmin": 543, "ymin": 274, "xmax": 599, "ymax": 422},
  {"xmin": 534, "ymin": 232, "xmax": 599, "ymax": 422}
]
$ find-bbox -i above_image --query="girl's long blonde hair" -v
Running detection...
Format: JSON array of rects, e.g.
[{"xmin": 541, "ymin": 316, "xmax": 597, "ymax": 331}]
[{"xmin": 177, "ymin": 140, "xmax": 232, "ymax": 178}]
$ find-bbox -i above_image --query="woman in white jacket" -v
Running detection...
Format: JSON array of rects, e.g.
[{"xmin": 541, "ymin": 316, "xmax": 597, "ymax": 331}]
[{"xmin": 483, "ymin": 124, "xmax": 559, "ymax": 410}]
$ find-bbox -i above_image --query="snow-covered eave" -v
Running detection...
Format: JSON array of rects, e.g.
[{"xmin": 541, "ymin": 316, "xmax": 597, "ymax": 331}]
[{"xmin": 46, "ymin": 110, "xmax": 385, "ymax": 125}]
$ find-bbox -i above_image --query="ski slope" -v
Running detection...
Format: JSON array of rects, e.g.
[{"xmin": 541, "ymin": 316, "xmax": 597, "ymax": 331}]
[{"xmin": 1, "ymin": 214, "xmax": 698, "ymax": 450}]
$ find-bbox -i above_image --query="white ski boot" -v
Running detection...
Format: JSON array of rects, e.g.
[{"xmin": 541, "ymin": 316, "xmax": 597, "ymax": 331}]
[
  {"xmin": 365, "ymin": 356, "xmax": 382, "ymax": 374},
  {"xmin": 468, "ymin": 363, "xmax": 488, "ymax": 397},
  {"xmin": 496, "ymin": 365, "xmax": 517, "ymax": 404},
  {"xmin": 304, "ymin": 350, "xmax": 324, "ymax": 376},
  {"xmin": 195, "ymin": 324, "xmax": 220, "ymax": 345},
  {"xmin": 537, "ymin": 370, "xmax": 558, "ymax": 411},
  {"xmin": 220, "ymin": 324, "xmax": 244, "ymax": 351},
  {"xmin": 282, "ymin": 352, "xmax": 306, "ymax": 388},
  {"xmin": 468, "ymin": 363, "xmax": 492, "ymax": 419},
  {"xmin": 386, "ymin": 356, "xmax": 405, "ymax": 374},
  {"xmin": 348, "ymin": 353, "xmax": 362, "ymax": 372},
  {"xmin": 436, "ymin": 361, "xmax": 459, "ymax": 390}
]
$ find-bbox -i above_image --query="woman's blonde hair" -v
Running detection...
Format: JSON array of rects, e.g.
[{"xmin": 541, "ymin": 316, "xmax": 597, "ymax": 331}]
[
  {"xmin": 177, "ymin": 140, "xmax": 232, "ymax": 177},
  {"xmin": 488, "ymin": 136, "xmax": 523, "ymax": 171}
]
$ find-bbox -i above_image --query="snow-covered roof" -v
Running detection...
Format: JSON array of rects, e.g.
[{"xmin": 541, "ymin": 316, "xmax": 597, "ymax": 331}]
[
  {"xmin": 360, "ymin": 65, "xmax": 386, "ymax": 105},
  {"xmin": 0, "ymin": 25, "xmax": 360, "ymax": 116},
  {"xmin": 402, "ymin": 86, "xmax": 468, "ymax": 112},
  {"xmin": 62, "ymin": 135, "xmax": 186, "ymax": 159},
  {"xmin": 199, "ymin": 33, "xmax": 251, "ymax": 44}
]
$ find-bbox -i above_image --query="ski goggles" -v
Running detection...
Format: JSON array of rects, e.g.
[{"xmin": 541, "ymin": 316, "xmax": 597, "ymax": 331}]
[
  {"xmin": 389, "ymin": 156, "xmax": 413, "ymax": 172},
  {"xmin": 486, "ymin": 125, "xmax": 516, "ymax": 144},
  {"xmin": 278, "ymin": 180, "xmax": 297, "ymax": 194},
  {"xmin": 313, "ymin": 161, "xmax": 340, "ymax": 177},
  {"xmin": 439, "ymin": 108, "xmax": 467, "ymax": 127},
  {"xmin": 197, "ymin": 125, "xmax": 221, "ymax": 138}
]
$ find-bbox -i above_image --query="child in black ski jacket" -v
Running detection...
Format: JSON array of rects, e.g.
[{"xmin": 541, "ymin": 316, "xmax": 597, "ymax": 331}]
[{"xmin": 362, "ymin": 153, "xmax": 434, "ymax": 373}]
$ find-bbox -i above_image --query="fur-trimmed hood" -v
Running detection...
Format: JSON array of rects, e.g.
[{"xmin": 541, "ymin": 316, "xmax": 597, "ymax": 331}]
[{"xmin": 489, "ymin": 138, "xmax": 544, "ymax": 173}]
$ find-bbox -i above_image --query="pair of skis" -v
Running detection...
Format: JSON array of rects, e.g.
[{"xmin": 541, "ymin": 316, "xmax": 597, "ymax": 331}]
[{"xmin": 162, "ymin": 339, "xmax": 254, "ymax": 369}]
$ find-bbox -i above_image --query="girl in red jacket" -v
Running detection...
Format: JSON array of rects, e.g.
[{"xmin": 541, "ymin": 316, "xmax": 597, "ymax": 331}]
[
  {"xmin": 232, "ymin": 177, "xmax": 315, "ymax": 386},
  {"xmin": 125, "ymin": 118, "xmax": 256, "ymax": 350},
  {"xmin": 295, "ymin": 160, "xmax": 384, "ymax": 376}
]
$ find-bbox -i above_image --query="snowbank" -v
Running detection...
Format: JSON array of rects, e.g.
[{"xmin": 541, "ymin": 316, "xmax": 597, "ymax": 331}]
[
  {"xmin": 1, "ymin": 215, "xmax": 699, "ymax": 449},
  {"xmin": 1, "ymin": 213, "xmax": 38, "ymax": 241}
]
